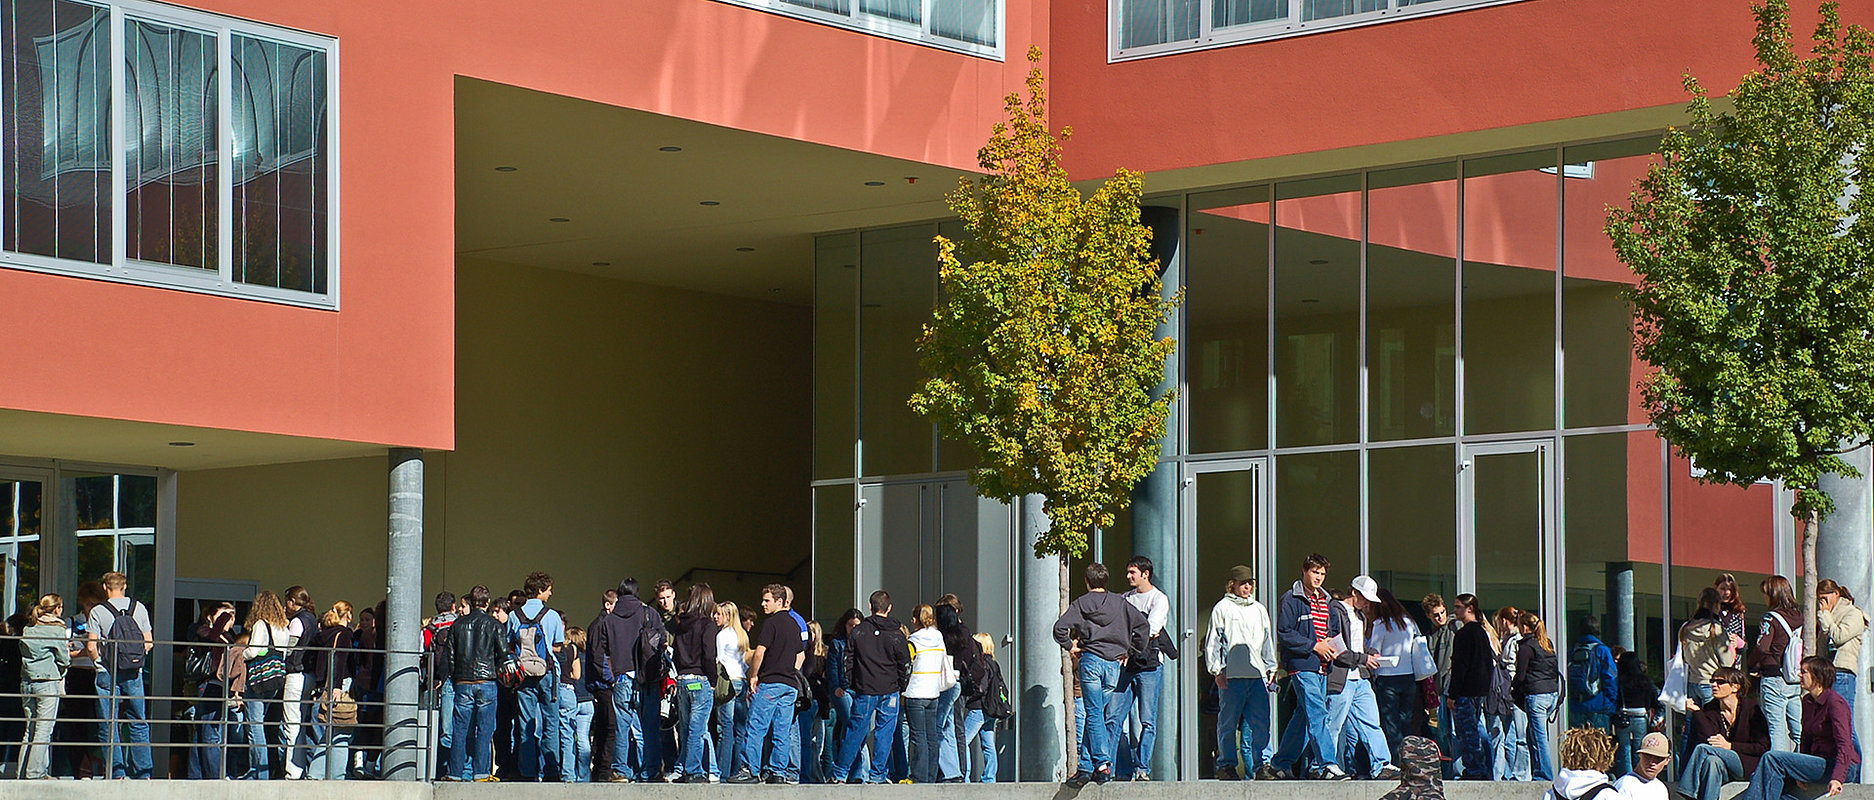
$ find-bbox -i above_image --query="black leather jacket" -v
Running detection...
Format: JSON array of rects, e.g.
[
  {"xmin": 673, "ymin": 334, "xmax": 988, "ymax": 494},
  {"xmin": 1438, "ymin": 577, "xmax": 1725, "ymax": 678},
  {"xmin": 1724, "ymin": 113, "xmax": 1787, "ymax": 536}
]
[{"xmin": 449, "ymin": 610, "xmax": 508, "ymax": 682}]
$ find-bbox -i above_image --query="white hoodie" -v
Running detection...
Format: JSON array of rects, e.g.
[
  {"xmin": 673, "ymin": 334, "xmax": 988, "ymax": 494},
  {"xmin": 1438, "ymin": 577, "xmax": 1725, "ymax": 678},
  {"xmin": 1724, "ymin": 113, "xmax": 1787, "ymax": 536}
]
[
  {"xmin": 1205, "ymin": 593, "xmax": 1275, "ymax": 680},
  {"xmin": 1543, "ymin": 768, "xmax": 1618, "ymax": 800}
]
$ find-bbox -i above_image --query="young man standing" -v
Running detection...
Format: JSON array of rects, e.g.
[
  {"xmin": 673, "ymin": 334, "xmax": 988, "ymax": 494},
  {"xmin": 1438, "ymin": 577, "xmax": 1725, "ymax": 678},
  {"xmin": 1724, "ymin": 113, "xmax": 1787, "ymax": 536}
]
[
  {"xmin": 449, "ymin": 585, "xmax": 510, "ymax": 782},
  {"xmin": 1053, "ymin": 563, "xmax": 1151, "ymax": 787},
  {"xmin": 834, "ymin": 590, "xmax": 910, "ymax": 783},
  {"xmin": 88, "ymin": 570, "xmax": 153, "ymax": 779},
  {"xmin": 1271, "ymin": 553, "xmax": 1351, "ymax": 781},
  {"xmin": 426, "ymin": 591, "xmax": 460, "ymax": 779},
  {"xmin": 651, "ymin": 578, "xmax": 681, "ymax": 780},
  {"xmin": 1421, "ymin": 594, "xmax": 1457, "ymax": 769},
  {"xmin": 509, "ymin": 571, "xmax": 567, "ymax": 781},
  {"xmin": 1116, "ymin": 555, "xmax": 1171, "ymax": 781},
  {"xmin": 591, "ymin": 579, "xmax": 655, "ymax": 782},
  {"xmin": 1205, "ymin": 565, "xmax": 1277, "ymax": 781},
  {"xmin": 587, "ymin": 588, "xmax": 619, "ymax": 780},
  {"xmin": 730, "ymin": 583, "xmax": 807, "ymax": 784}
]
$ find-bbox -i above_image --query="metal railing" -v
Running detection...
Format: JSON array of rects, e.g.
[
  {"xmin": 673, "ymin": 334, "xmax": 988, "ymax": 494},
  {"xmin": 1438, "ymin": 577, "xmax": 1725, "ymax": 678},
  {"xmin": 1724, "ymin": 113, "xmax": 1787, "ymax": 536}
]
[{"xmin": 0, "ymin": 632, "xmax": 438, "ymax": 780}]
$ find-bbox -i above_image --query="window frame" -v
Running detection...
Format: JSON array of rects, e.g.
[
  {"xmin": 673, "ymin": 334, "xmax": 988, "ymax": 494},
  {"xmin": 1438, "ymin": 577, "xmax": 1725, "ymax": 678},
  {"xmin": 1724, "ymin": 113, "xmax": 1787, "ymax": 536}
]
[
  {"xmin": 709, "ymin": 0, "xmax": 1004, "ymax": 60},
  {"xmin": 1109, "ymin": 0, "xmax": 1531, "ymax": 62},
  {"xmin": 0, "ymin": 0, "xmax": 340, "ymax": 309}
]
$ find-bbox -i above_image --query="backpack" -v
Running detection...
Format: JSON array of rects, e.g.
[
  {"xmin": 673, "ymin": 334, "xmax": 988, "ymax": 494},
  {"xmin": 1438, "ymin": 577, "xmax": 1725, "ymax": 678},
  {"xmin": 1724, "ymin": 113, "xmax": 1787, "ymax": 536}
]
[
  {"xmin": 634, "ymin": 615, "xmax": 669, "ymax": 688},
  {"xmin": 980, "ymin": 657, "xmax": 1013, "ymax": 721},
  {"xmin": 103, "ymin": 602, "xmax": 147, "ymax": 673},
  {"xmin": 1567, "ymin": 641, "xmax": 1604, "ymax": 704},
  {"xmin": 426, "ymin": 619, "xmax": 455, "ymax": 684},
  {"xmin": 1769, "ymin": 611, "xmax": 1804, "ymax": 685},
  {"xmin": 513, "ymin": 607, "xmax": 551, "ymax": 678},
  {"xmin": 183, "ymin": 642, "xmax": 218, "ymax": 684}
]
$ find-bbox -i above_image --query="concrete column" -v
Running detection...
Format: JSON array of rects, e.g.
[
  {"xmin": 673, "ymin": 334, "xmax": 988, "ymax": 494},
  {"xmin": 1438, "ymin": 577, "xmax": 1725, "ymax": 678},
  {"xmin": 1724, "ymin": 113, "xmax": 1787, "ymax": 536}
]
[
  {"xmin": 1019, "ymin": 494, "xmax": 1067, "ymax": 782},
  {"xmin": 382, "ymin": 448, "xmax": 425, "ymax": 780},
  {"xmin": 1817, "ymin": 444, "xmax": 1874, "ymax": 783},
  {"xmin": 1134, "ymin": 203, "xmax": 1182, "ymax": 780},
  {"xmin": 1606, "ymin": 561, "xmax": 1635, "ymax": 653}
]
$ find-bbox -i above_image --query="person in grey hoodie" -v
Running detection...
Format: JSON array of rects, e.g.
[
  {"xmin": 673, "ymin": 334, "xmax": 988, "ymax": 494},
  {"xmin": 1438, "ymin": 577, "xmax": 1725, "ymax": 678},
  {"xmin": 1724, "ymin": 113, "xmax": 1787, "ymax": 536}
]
[
  {"xmin": 18, "ymin": 593, "xmax": 71, "ymax": 779},
  {"xmin": 1053, "ymin": 563, "xmax": 1149, "ymax": 787}
]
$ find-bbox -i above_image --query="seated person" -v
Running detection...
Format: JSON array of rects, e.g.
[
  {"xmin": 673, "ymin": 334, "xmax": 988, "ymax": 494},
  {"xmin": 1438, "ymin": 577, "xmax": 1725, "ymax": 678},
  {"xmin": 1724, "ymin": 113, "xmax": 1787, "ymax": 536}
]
[
  {"xmin": 1734, "ymin": 656, "xmax": 1859, "ymax": 800},
  {"xmin": 1615, "ymin": 733, "xmax": 1671, "ymax": 800},
  {"xmin": 1678, "ymin": 667, "xmax": 1770, "ymax": 800},
  {"xmin": 1543, "ymin": 726, "xmax": 1621, "ymax": 800}
]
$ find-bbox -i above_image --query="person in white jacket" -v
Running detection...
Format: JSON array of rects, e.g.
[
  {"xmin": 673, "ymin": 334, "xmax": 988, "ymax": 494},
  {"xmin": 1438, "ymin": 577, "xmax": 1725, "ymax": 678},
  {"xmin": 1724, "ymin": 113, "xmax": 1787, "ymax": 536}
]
[
  {"xmin": 1205, "ymin": 565, "xmax": 1277, "ymax": 780},
  {"xmin": 1543, "ymin": 726, "xmax": 1622, "ymax": 800},
  {"xmin": 1330, "ymin": 576, "xmax": 1398, "ymax": 780}
]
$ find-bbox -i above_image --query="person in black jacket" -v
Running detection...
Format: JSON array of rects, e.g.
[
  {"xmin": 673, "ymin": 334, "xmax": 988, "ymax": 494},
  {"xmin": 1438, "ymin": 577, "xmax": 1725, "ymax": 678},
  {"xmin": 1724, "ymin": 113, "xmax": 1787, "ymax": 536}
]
[
  {"xmin": 1445, "ymin": 593, "xmax": 1494, "ymax": 780},
  {"xmin": 305, "ymin": 601, "xmax": 356, "ymax": 780},
  {"xmin": 935, "ymin": 600, "xmax": 984, "ymax": 782},
  {"xmin": 1053, "ymin": 563, "xmax": 1150, "ymax": 787},
  {"xmin": 1513, "ymin": 611, "xmax": 1561, "ymax": 781},
  {"xmin": 449, "ymin": 586, "xmax": 508, "ymax": 781},
  {"xmin": 1612, "ymin": 650, "xmax": 1658, "ymax": 777},
  {"xmin": 1676, "ymin": 667, "xmax": 1769, "ymax": 800},
  {"xmin": 669, "ymin": 583, "xmax": 719, "ymax": 783},
  {"xmin": 832, "ymin": 590, "xmax": 909, "ymax": 784},
  {"xmin": 589, "ymin": 578, "xmax": 661, "ymax": 782}
]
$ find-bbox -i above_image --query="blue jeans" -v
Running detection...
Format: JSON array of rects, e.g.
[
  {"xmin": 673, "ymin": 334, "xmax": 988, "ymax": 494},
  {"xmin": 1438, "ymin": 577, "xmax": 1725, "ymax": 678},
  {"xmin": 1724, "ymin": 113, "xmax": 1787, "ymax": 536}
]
[
  {"xmin": 1078, "ymin": 653, "xmax": 1124, "ymax": 774},
  {"xmin": 610, "ymin": 676, "xmax": 646, "ymax": 779},
  {"xmin": 715, "ymin": 679, "xmax": 749, "ymax": 776},
  {"xmin": 1677, "ymin": 742, "xmax": 1746, "ymax": 800},
  {"xmin": 1274, "ymin": 670, "xmax": 1339, "ymax": 774},
  {"xmin": 1681, "ymin": 682, "xmax": 1716, "ymax": 761},
  {"xmin": 1113, "ymin": 664, "xmax": 1162, "ymax": 777},
  {"xmin": 188, "ymin": 683, "xmax": 231, "ymax": 779},
  {"xmin": 571, "ymin": 699, "xmax": 595, "ymax": 781},
  {"xmin": 1615, "ymin": 710, "xmax": 1649, "ymax": 777},
  {"xmin": 452, "ymin": 681, "xmax": 499, "ymax": 780},
  {"xmin": 962, "ymin": 707, "xmax": 996, "ymax": 782},
  {"xmin": 242, "ymin": 689, "xmax": 278, "ymax": 779},
  {"xmin": 795, "ymin": 699, "xmax": 823, "ymax": 782},
  {"xmin": 638, "ymin": 682, "xmax": 665, "ymax": 779},
  {"xmin": 936, "ymin": 683, "xmax": 962, "ymax": 780},
  {"xmin": 1373, "ymin": 674, "xmax": 1417, "ymax": 766},
  {"xmin": 516, "ymin": 676, "xmax": 560, "ymax": 780},
  {"xmin": 555, "ymin": 685, "xmax": 583, "ymax": 782},
  {"xmin": 1074, "ymin": 695, "xmax": 1089, "ymax": 772},
  {"xmin": 95, "ymin": 667, "xmax": 153, "ymax": 778},
  {"xmin": 904, "ymin": 696, "xmax": 941, "ymax": 782},
  {"xmin": 742, "ymin": 681, "xmax": 799, "ymax": 779},
  {"xmin": 834, "ymin": 692, "xmax": 899, "ymax": 782},
  {"xmin": 1491, "ymin": 703, "xmax": 1530, "ymax": 780},
  {"xmin": 1524, "ymin": 692, "xmax": 1558, "ymax": 781},
  {"xmin": 1734, "ymin": 749, "xmax": 1830, "ymax": 800},
  {"xmin": 1328, "ymin": 677, "xmax": 1392, "ymax": 777},
  {"xmin": 1835, "ymin": 671, "xmax": 1862, "ymax": 782},
  {"xmin": 436, "ymin": 680, "xmax": 456, "ymax": 779},
  {"xmin": 305, "ymin": 720, "xmax": 351, "ymax": 780},
  {"xmin": 1450, "ymin": 697, "xmax": 1489, "ymax": 780},
  {"xmin": 677, "ymin": 675, "xmax": 714, "ymax": 777},
  {"xmin": 1759, "ymin": 675, "xmax": 1802, "ymax": 753},
  {"xmin": 1216, "ymin": 677, "xmax": 1274, "ymax": 772}
]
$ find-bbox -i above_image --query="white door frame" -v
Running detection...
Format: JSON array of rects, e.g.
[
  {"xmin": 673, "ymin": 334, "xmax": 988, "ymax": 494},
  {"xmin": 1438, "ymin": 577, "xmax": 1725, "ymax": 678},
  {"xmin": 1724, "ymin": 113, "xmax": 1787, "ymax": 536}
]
[
  {"xmin": 1457, "ymin": 438, "xmax": 1559, "ymax": 618},
  {"xmin": 1179, "ymin": 456, "xmax": 1269, "ymax": 781}
]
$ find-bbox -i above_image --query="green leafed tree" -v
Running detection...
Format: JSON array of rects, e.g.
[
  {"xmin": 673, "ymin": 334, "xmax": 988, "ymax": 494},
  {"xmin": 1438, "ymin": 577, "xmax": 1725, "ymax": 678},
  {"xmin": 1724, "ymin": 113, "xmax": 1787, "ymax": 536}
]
[
  {"xmin": 1608, "ymin": 0, "xmax": 1874, "ymax": 651},
  {"xmin": 909, "ymin": 47, "xmax": 1182, "ymax": 560}
]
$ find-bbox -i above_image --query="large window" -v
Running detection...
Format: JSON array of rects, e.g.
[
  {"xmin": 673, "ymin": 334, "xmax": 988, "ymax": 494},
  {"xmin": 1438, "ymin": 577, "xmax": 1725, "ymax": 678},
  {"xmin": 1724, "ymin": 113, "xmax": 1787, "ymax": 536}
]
[
  {"xmin": 2, "ymin": 0, "xmax": 336, "ymax": 306},
  {"xmin": 714, "ymin": 0, "xmax": 1001, "ymax": 58},
  {"xmin": 1113, "ymin": 0, "xmax": 1531, "ymax": 60}
]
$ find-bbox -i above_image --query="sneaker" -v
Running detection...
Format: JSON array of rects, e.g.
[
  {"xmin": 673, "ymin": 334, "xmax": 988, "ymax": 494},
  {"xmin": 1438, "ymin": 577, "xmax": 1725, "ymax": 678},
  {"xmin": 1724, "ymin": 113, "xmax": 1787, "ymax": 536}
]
[
  {"xmin": 1091, "ymin": 767, "xmax": 1114, "ymax": 785},
  {"xmin": 681, "ymin": 774, "xmax": 709, "ymax": 784},
  {"xmin": 726, "ymin": 770, "xmax": 760, "ymax": 784},
  {"xmin": 1131, "ymin": 771, "xmax": 1150, "ymax": 782},
  {"xmin": 708, "ymin": 775, "xmax": 721, "ymax": 784},
  {"xmin": 1214, "ymin": 765, "xmax": 1239, "ymax": 781},
  {"xmin": 1375, "ymin": 765, "xmax": 1401, "ymax": 781},
  {"xmin": 474, "ymin": 776, "xmax": 500, "ymax": 783},
  {"xmin": 1317, "ymin": 765, "xmax": 1353, "ymax": 781},
  {"xmin": 664, "ymin": 771, "xmax": 684, "ymax": 783},
  {"xmin": 1254, "ymin": 765, "xmax": 1279, "ymax": 781},
  {"xmin": 1065, "ymin": 771, "xmax": 1094, "ymax": 788},
  {"xmin": 606, "ymin": 774, "xmax": 632, "ymax": 783}
]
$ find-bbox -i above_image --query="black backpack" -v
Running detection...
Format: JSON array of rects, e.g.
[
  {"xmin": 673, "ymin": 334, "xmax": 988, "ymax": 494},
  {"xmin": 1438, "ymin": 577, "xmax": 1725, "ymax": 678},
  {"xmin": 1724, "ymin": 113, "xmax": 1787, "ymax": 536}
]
[
  {"xmin": 980, "ymin": 657, "xmax": 1013, "ymax": 721},
  {"xmin": 103, "ymin": 602, "xmax": 147, "ymax": 673},
  {"xmin": 635, "ymin": 615, "xmax": 668, "ymax": 688},
  {"xmin": 183, "ymin": 643, "xmax": 218, "ymax": 684}
]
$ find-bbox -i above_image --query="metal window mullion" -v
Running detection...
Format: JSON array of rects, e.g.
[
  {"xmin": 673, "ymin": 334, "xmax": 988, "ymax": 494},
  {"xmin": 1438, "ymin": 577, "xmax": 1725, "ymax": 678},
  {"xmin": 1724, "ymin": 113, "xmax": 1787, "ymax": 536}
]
[
  {"xmin": 1358, "ymin": 170, "xmax": 1369, "ymax": 574},
  {"xmin": 216, "ymin": 27, "xmax": 230, "ymax": 287},
  {"xmin": 110, "ymin": 4, "xmax": 126, "ymax": 272},
  {"xmin": 1554, "ymin": 145, "xmax": 1565, "ymax": 432},
  {"xmin": 1454, "ymin": 157, "xmax": 1470, "ymax": 595},
  {"xmin": 1264, "ymin": 185, "xmax": 1276, "ymax": 456}
]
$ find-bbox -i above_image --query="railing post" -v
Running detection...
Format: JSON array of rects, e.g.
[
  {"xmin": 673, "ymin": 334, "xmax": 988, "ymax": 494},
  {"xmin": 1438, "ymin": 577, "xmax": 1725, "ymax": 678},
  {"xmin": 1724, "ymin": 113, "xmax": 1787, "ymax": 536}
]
[{"xmin": 324, "ymin": 645, "xmax": 336, "ymax": 779}]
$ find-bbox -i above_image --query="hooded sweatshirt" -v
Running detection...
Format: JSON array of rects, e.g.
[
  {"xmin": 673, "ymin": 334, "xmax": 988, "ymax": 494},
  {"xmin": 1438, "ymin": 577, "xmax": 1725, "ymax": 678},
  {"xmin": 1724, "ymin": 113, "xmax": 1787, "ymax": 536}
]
[
  {"xmin": 1542, "ymin": 768, "xmax": 1618, "ymax": 800},
  {"xmin": 1820, "ymin": 598, "xmax": 1867, "ymax": 675},
  {"xmin": 1205, "ymin": 593, "xmax": 1275, "ymax": 680},
  {"xmin": 1053, "ymin": 590, "xmax": 1149, "ymax": 662},
  {"xmin": 1378, "ymin": 735, "xmax": 1444, "ymax": 800},
  {"xmin": 591, "ymin": 594, "xmax": 653, "ymax": 681},
  {"xmin": 845, "ymin": 614, "xmax": 910, "ymax": 695}
]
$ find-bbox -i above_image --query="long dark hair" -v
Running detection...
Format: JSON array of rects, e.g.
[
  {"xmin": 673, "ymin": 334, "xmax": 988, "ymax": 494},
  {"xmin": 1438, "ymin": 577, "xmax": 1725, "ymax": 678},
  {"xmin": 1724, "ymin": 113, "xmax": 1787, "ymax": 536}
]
[
  {"xmin": 1693, "ymin": 587, "xmax": 1723, "ymax": 621},
  {"xmin": 1715, "ymin": 573, "xmax": 1747, "ymax": 615},
  {"xmin": 1761, "ymin": 575, "xmax": 1798, "ymax": 613},
  {"xmin": 681, "ymin": 583, "xmax": 716, "ymax": 619},
  {"xmin": 1371, "ymin": 588, "xmax": 1411, "ymax": 631},
  {"xmin": 832, "ymin": 608, "xmax": 864, "ymax": 640}
]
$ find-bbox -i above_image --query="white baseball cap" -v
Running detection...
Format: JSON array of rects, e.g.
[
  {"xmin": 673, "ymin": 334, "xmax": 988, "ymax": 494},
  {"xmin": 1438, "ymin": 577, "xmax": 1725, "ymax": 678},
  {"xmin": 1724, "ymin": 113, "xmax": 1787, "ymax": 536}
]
[{"xmin": 1351, "ymin": 575, "xmax": 1381, "ymax": 603}]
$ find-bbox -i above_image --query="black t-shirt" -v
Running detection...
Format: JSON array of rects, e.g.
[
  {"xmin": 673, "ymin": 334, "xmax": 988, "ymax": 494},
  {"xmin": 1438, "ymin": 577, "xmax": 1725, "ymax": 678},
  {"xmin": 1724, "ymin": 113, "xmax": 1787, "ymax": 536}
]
[{"xmin": 756, "ymin": 610, "xmax": 806, "ymax": 689}]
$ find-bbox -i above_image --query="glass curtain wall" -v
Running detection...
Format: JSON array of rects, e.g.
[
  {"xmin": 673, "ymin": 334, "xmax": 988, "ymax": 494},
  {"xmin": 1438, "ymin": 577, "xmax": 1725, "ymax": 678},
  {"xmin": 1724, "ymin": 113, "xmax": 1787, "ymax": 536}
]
[{"xmin": 811, "ymin": 135, "xmax": 1789, "ymax": 779}]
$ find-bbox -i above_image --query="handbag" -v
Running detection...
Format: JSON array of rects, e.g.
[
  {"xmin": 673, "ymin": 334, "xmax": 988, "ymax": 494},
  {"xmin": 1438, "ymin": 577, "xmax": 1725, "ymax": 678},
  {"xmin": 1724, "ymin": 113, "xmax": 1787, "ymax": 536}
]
[
  {"xmin": 1411, "ymin": 635, "xmax": 1438, "ymax": 682},
  {"xmin": 1658, "ymin": 649, "xmax": 1690, "ymax": 714},
  {"xmin": 714, "ymin": 663, "xmax": 734, "ymax": 705},
  {"xmin": 937, "ymin": 650, "xmax": 959, "ymax": 693},
  {"xmin": 318, "ymin": 687, "xmax": 359, "ymax": 726}
]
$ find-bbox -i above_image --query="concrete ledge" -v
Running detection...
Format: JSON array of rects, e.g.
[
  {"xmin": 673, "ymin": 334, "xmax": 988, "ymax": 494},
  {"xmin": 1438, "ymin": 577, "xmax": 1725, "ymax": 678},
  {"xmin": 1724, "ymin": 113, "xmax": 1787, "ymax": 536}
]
[{"xmin": 6, "ymin": 780, "xmax": 1874, "ymax": 800}]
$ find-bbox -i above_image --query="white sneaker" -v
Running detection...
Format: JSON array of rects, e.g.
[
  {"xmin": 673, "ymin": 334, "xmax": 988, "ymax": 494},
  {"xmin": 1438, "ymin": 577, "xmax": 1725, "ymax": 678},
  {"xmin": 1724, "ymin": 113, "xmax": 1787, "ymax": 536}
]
[{"xmin": 1318, "ymin": 765, "xmax": 1352, "ymax": 781}]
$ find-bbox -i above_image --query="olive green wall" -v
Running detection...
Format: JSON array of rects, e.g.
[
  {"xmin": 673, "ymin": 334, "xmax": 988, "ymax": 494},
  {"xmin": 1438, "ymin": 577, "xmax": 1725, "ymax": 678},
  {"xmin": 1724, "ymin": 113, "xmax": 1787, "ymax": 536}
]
[{"xmin": 174, "ymin": 258, "xmax": 812, "ymax": 616}]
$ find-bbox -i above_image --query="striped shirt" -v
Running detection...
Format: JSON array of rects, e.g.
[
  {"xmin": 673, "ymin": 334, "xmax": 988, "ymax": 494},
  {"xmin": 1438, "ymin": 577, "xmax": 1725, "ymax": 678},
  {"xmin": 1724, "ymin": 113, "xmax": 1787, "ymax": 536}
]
[{"xmin": 1305, "ymin": 589, "xmax": 1331, "ymax": 672}]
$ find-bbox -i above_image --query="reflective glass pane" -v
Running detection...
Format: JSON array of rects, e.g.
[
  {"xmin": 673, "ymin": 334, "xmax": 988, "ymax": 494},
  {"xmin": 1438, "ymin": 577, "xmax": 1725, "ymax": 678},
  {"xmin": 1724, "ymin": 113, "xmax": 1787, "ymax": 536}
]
[
  {"xmin": 1472, "ymin": 448, "xmax": 1545, "ymax": 616},
  {"xmin": 1275, "ymin": 175, "xmax": 1360, "ymax": 447},
  {"xmin": 231, "ymin": 34, "xmax": 327, "ymax": 292},
  {"xmin": 1302, "ymin": 0, "xmax": 1381, "ymax": 21},
  {"xmin": 1192, "ymin": 466, "xmax": 1264, "ymax": 779},
  {"xmin": 3, "ymin": 0, "xmax": 111, "ymax": 263},
  {"xmin": 1562, "ymin": 432, "xmax": 1664, "ymax": 728},
  {"xmin": 1189, "ymin": 186, "xmax": 1269, "ymax": 453},
  {"xmin": 1463, "ymin": 151, "xmax": 1557, "ymax": 434},
  {"xmin": 16, "ymin": 537, "xmax": 40, "ymax": 616},
  {"xmin": 125, "ymin": 19, "xmax": 217, "ymax": 269},
  {"xmin": 119, "ymin": 474, "xmax": 156, "ymax": 528},
  {"xmin": 76, "ymin": 532, "xmax": 112, "ymax": 587},
  {"xmin": 859, "ymin": 0, "xmax": 919, "ymax": 23},
  {"xmin": 72, "ymin": 473, "xmax": 112, "ymax": 529},
  {"xmin": 1665, "ymin": 448, "xmax": 1777, "ymax": 664},
  {"xmin": 1563, "ymin": 138, "xmax": 1661, "ymax": 428},
  {"xmin": 1120, "ymin": 0, "xmax": 1198, "ymax": 48},
  {"xmin": 1368, "ymin": 164, "xmax": 1457, "ymax": 441},
  {"xmin": 859, "ymin": 482, "xmax": 924, "ymax": 615},
  {"xmin": 1276, "ymin": 450, "xmax": 1357, "ymax": 590},
  {"xmin": 813, "ymin": 486, "xmax": 855, "ymax": 620},
  {"xmin": 859, "ymin": 224, "xmax": 935, "ymax": 477},
  {"xmin": 931, "ymin": 0, "xmax": 997, "ymax": 45},
  {"xmin": 815, "ymin": 233, "xmax": 858, "ymax": 480},
  {"xmin": 1212, "ymin": 0, "xmax": 1284, "ymax": 28},
  {"xmin": 1370, "ymin": 445, "xmax": 1456, "ymax": 608},
  {"xmin": 782, "ymin": 0, "xmax": 851, "ymax": 13},
  {"xmin": 126, "ymin": 537, "xmax": 154, "ymax": 610}
]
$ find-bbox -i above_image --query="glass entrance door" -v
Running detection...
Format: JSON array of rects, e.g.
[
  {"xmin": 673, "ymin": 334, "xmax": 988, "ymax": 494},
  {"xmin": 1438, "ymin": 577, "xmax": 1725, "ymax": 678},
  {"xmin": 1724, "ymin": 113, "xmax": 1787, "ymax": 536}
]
[
  {"xmin": 0, "ymin": 470, "xmax": 49, "ymax": 618},
  {"xmin": 1460, "ymin": 440, "xmax": 1557, "ymax": 621},
  {"xmin": 1180, "ymin": 459, "xmax": 1268, "ymax": 780}
]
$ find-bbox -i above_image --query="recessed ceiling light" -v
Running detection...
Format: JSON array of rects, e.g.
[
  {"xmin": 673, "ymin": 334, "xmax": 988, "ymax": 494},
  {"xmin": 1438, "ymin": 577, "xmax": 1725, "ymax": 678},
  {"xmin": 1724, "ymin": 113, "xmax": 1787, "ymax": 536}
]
[
  {"xmin": 168, "ymin": 441, "xmax": 196, "ymax": 447},
  {"xmin": 1308, "ymin": 258, "xmax": 1329, "ymax": 265},
  {"xmin": 549, "ymin": 217, "xmax": 571, "ymax": 223},
  {"xmin": 1300, "ymin": 298, "xmax": 1320, "ymax": 304},
  {"xmin": 736, "ymin": 247, "xmax": 756, "ymax": 252},
  {"xmin": 658, "ymin": 146, "xmax": 683, "ymax": 152},
  {"xmin": 769, "ymin": 288, "xmax": 783, "ymax": 293},
  {"xmin": 864, "ymin": 181, "xmax": 886, "ymax": 187},
  {"xmin": 699, "ymin": 201, "xmax": 720, "ymax": 207},
  {"xmin": 493, "ymin": 165, "xmax": 518, "ymax": 172},
  {"xmin": 591, "ymin": 261, "xmax": 611, "ymax": 267}
]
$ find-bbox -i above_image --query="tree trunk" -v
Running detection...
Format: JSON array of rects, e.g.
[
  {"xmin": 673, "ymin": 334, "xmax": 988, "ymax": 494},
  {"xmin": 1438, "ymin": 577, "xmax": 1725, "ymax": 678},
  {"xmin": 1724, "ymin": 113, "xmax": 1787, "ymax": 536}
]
[
  {"xmin": 1803, "ymin": 512, "xmax": 1819, "ymax": 655},
  {"xmin": 1060, "ymin": 554, "xmax": 1075, "ymax": 777}
]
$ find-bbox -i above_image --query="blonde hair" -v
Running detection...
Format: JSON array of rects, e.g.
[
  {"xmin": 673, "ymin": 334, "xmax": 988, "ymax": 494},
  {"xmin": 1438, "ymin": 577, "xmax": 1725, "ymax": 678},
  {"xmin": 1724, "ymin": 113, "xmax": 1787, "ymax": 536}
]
[
  {"xmin": 1519, "ymin": 611, "xmax": 1554, "ymax": 653},
  {"xmin": 913, "ymin": 604, "xmax": 936, "ymax": 630},
  {"xmin": 102, "ymin": 571, "xmax": 128, "ymax": 591},
  {"xmin": 566, "ymin": 626, "xmax": 587, "ymax": 651},
  {"xmin": 973, "ymin": 632, "xmax": 995, "ymax": 657},
  {"xmin": 718, "ymin": 602, "xmax": 750, "ymax": 653},
  {"xmin": 247, "ymin": 590, "xmax": 290, "ymax": 632},
  {"xmin": 1559, "ymin": 726, "xmax": 1616, "ymax": 773},
  {"xmin": 31, "ymin": 593, "xmax": 64, "ymax": 622},
  {"xmin": 322, "ymin": 600, "xmax": 354, "ymax": 628},
  {"xmin": 807, "ymin": 620, "xmax": 827, "ymax": 657}
]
